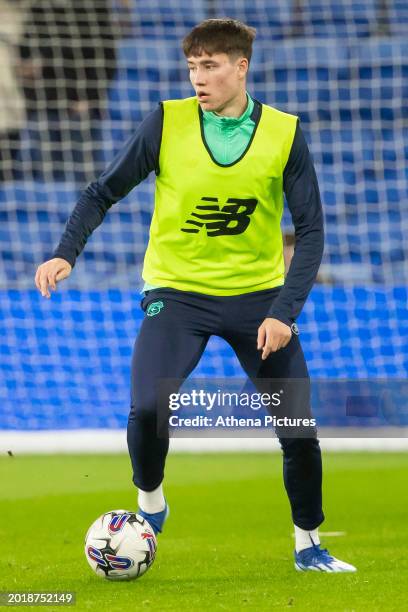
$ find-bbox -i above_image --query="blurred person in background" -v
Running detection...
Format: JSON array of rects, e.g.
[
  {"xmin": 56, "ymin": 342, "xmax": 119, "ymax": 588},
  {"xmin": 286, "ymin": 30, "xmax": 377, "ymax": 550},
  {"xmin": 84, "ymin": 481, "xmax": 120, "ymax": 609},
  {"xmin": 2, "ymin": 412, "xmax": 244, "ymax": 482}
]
[
  {"xmin": 376, "ymin": 0, "xmax": 391, "ymax": 35},
  {"xmin": 0, "ymin": 0, "xmax": 25, "ymax": 182},
  {"xmin": 19, "ymin": 0, "xmax": 121, "ymax": 182}
]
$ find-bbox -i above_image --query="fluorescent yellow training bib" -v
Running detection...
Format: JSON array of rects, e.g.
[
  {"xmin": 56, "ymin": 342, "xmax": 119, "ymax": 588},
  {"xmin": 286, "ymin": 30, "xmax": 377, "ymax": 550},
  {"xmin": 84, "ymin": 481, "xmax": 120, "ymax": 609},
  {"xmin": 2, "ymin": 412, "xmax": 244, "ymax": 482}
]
[{"xmin": 142, "ymin": 96, "xmax": 297, "ymax": 295}]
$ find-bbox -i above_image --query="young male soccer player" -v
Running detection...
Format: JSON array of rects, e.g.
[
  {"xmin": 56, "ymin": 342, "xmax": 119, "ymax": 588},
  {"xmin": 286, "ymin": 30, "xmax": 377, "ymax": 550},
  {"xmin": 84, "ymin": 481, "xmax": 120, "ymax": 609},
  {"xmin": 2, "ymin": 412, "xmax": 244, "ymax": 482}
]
[{"xmin": 35, "ymin": 19, "xmax": 356, "ymax": 572}]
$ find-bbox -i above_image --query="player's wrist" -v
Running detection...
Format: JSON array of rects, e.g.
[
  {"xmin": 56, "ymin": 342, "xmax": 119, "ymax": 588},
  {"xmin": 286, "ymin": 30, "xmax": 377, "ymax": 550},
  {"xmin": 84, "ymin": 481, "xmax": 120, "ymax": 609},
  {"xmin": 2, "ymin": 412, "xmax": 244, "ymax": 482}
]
[
  {"xmin": 51, "ymin": 250, "xmax": 76, "ymax": 269},
  {"xmin": 266, "ymin": 313, "xmax": 294, "ymax": 328}
]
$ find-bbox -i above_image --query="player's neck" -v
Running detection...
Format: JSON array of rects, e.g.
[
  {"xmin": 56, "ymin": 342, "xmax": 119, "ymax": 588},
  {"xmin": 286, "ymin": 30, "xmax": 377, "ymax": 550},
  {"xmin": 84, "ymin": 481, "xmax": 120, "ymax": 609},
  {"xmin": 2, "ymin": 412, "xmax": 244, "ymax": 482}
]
[{"xmin": 214, "ymin": 90, "xmax": 248, "ymax": 118}]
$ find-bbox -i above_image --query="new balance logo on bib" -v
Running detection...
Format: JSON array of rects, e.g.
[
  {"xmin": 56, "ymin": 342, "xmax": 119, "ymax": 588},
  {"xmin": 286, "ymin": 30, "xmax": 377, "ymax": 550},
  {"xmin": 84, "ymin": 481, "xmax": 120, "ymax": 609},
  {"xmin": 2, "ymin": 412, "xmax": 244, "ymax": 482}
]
[{"xmin": 181, "ymin": 197, "xmax": 258, "ymax": 236}]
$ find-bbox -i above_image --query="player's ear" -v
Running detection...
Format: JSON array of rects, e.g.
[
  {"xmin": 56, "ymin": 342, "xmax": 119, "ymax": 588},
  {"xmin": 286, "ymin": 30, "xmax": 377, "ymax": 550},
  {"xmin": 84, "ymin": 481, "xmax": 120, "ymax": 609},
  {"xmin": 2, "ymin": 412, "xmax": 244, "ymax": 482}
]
[{"xmin": 237, "ymin": 57, "xmax": 249, "ymax": 79}]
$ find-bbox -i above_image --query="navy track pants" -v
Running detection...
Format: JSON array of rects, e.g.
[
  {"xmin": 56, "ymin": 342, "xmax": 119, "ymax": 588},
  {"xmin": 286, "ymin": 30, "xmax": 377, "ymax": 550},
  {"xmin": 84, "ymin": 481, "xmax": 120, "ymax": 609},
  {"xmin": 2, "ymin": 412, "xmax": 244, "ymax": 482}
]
[{"xmin": 127, "ymin": 287, "xmax": 324, "ymax": 530}]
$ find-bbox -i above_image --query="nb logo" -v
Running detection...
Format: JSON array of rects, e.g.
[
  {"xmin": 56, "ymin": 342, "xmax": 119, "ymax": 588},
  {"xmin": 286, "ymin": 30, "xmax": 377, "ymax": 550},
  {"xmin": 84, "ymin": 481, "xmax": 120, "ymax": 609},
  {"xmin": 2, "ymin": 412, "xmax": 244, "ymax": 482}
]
[{"xmin": 181, "ymin": 197, "xmax": 258, "ymax": 237}]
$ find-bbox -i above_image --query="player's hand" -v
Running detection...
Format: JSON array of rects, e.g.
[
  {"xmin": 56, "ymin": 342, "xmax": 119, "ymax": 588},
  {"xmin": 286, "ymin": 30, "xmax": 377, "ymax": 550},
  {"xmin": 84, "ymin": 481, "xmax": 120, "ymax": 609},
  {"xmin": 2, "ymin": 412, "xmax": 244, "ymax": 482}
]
[
  {"xmin": 257, "ymin": 318, "xmax": 292, "ymax": 360},
  {"xmin": 35, "ymin": 258, "xmax": 72, "ymax": 298}
]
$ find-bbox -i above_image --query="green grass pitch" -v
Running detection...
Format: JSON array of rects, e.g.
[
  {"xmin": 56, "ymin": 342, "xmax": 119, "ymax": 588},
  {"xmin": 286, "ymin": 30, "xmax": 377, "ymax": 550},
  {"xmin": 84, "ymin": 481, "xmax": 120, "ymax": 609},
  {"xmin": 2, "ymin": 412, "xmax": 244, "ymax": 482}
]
[{"xmin": 1, "ymin": 451, "xmax": 407, "ymax": 611}]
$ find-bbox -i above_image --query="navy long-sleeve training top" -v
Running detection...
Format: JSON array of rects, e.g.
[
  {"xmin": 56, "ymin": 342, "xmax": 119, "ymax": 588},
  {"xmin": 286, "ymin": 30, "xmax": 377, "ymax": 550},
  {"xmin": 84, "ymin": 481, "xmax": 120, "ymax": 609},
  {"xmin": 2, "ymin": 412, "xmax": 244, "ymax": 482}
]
[{"xmin": 53, "ymin": 101, "xmax": 324, "ymax": 327}]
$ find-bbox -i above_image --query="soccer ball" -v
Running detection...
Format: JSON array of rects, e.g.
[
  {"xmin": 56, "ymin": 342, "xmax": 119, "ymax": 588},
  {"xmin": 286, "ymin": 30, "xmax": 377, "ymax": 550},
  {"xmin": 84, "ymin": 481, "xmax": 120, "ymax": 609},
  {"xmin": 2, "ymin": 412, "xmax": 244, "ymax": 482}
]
[{"xmin": 84, "ymin": 509, "xmax": 157, "ymax": 580}]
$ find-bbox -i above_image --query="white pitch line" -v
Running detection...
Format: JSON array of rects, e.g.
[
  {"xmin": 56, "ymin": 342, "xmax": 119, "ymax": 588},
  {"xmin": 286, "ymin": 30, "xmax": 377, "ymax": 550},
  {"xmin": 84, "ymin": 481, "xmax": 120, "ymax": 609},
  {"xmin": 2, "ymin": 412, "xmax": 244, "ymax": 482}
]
[{"xmin": 2, "ymin": 430, "xmax": 408, "ymax": 454}]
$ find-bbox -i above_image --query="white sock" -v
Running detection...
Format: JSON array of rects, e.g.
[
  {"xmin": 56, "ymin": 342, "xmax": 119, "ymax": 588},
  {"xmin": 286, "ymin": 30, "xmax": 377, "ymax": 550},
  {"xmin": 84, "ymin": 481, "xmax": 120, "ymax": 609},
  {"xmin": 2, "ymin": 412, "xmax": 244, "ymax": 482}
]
[
  {"xmin": 294, "ymin": 524, "xmax": 320, "ymax": 553},
  {"xmin": 138, "ymin": 484, "xmax": 165, "ymax": 514}
]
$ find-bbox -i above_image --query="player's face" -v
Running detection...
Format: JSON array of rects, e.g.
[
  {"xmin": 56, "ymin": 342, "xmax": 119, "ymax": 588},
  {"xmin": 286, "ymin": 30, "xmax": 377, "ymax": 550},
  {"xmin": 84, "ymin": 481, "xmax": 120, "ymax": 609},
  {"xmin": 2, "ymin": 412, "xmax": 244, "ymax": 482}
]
[{"xmin": 187, "ymin": 52, "xmax": 248, "ymax": 115}]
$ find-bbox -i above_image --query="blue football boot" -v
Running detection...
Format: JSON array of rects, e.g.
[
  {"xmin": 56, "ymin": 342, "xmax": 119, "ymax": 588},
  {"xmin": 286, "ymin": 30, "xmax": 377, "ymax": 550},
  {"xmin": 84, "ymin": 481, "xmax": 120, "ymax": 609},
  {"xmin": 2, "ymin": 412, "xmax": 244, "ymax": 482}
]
[
  {"xmin": 138, "ymin": 502, "xmax": 169, "ymax": 535},
  {"xmin": 295, "ymin": 543, "xmax": 357, "ymax": 572}
]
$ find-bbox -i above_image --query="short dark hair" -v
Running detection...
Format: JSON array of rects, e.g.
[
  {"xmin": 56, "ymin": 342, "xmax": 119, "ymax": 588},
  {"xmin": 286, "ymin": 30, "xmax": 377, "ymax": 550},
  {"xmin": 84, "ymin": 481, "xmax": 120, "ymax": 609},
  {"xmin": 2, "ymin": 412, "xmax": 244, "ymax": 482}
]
[{"xmin": 182, "ymin": 19, "xmax": 256, "ymax": 65}]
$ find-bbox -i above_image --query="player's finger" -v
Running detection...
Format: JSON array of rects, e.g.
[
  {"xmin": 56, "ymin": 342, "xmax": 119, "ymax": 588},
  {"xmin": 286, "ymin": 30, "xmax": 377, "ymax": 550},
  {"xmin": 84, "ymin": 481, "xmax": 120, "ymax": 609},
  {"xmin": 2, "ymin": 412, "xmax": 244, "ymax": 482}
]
[
  {"xmin": 281, "ymin": 335, "xmax": 291, "ymax": 349},
  {"xmin": 55, "ymin": 266, "xmax": 69, "ymax": 281},
  {"xmin": 257, "ymin": 325, "xmax": 266, "ymax": 350},
  {"xmin": 270, "ymin": 335, "xmax": 282, "ymax": 354},
  {"xmin": 261, "ymin": 328, "xmax": 272, "ymax": 359},
  {"xmin": 281, "ymin": 328, "xmax": 293, "ymax": 349},
  {"xmin": 48, "ymin": 272, "xmax": 57, "ymax": 291},
  {"xmin": 34, "ymin": 267, "xmax": 40, "ymax": 290},
  {"xmin": 35, "ymin": 266, "xmax": 45, "ymax": 291},
  {"xmin": 278, "ymin": 337, "xmax": 289, "ymax": 351},
  {"xmin": 262, "ymin": 341, "xmax": 274, "ymax": 360},
  {"xmin": 39, "ymin": 272, "xmax": 50, "ymax": 298}
]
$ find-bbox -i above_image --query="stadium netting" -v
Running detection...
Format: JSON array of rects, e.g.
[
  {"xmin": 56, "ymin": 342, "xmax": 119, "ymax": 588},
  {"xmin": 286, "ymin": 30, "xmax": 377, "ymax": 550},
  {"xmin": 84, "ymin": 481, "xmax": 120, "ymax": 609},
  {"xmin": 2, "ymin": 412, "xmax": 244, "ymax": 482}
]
[{"xmin": 0, "ymin": 0, "xmax": 407, "ymax": 431}]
